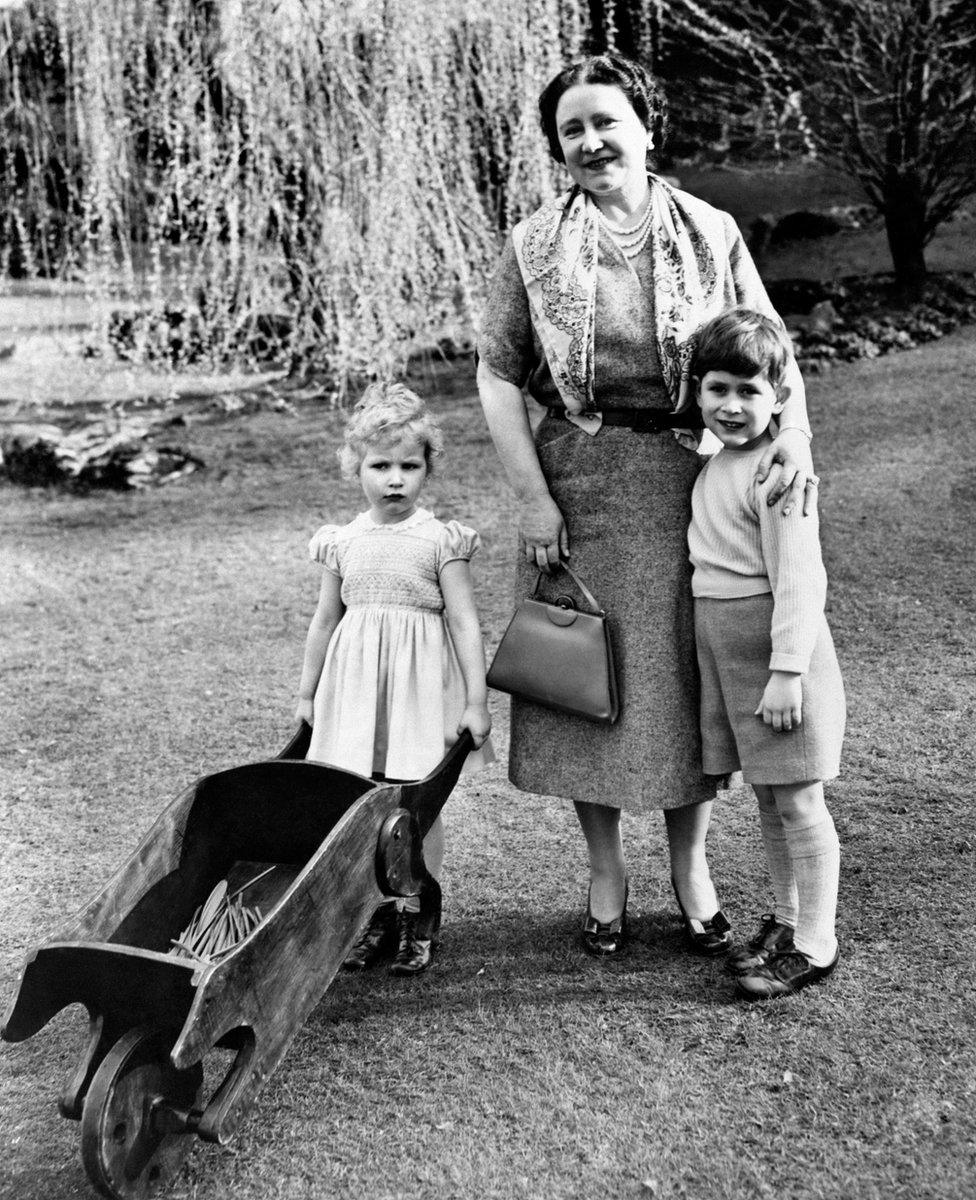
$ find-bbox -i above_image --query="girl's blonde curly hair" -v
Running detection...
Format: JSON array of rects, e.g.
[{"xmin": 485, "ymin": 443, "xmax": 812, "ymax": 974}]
[{"xmin": 337, "ymin": 381, "xmax": 445, "ymax": 479}]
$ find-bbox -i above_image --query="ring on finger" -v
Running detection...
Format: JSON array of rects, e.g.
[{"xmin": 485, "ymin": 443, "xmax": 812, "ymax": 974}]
[{"xmin": 806, "ymin": 475, "xmax": 821, "ymax": 488}]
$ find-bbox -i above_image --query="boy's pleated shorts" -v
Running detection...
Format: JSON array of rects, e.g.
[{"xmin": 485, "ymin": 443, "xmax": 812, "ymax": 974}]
[{"xmin": 694, "ymin": 594, "xmax": 846, "ymax": 785}]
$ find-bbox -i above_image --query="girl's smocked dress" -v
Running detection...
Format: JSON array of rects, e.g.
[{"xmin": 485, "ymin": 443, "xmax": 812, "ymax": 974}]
[{"xmin": 307, "ymin": 508, "xmax": 495, "ymax": 781}]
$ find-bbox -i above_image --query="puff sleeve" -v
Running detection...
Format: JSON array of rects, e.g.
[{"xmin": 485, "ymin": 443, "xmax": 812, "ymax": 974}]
[
  {"xmin": 307, "ymin": 524, "xmax": 342, "ymax": 576},
  {"xmin": 436, "ymin": 520, "xmax": 481, "ymax": 571}
]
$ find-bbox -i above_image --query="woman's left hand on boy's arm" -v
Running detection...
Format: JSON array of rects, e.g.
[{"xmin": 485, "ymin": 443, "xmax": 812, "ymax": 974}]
[
  {"xmin": 756, "ymin": 428, "xmax": 817, "ymax": 517},
  {"xmin": 458, "ymin": 703, "xmax": 492, "ymax": 748},
  {"xmin": 755, "ymin": 671, "xmax": 803, "ymax": 732}
]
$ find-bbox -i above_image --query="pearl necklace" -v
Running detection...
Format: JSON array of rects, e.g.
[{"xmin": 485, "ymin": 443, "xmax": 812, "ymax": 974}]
[{"xmin": 597, "ymin": 199, "xmax": 653, "ymax": 259}]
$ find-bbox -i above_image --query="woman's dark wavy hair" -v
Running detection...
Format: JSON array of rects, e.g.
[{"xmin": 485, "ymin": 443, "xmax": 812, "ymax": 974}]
[{"xmin": 538, "ymin": 53, "xmax": 667, "ymax": 164}]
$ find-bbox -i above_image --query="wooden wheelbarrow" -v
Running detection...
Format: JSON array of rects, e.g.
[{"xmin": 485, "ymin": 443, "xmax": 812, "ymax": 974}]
[{"xmin": 2, "ymin": 725, "xmax": 472, "ymax": 1199}]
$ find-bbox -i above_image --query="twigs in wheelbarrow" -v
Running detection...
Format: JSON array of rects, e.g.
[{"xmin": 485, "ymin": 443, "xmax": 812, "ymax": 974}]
[{"xmin": 168, "ymin": 867, "xmax": 274, "ymax": 964}]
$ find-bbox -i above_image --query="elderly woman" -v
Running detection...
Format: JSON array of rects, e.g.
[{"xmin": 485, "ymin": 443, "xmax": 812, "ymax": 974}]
[{"xmin": 477, "ymin": 53, "xmax": 816, "ymax": 955}]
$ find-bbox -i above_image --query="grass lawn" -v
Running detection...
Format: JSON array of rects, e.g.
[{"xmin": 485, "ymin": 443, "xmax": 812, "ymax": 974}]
[
  {"xmin": 677, "ymin": 160, "xmax": 976, "ymax": 284},
  {"xmin": 2, "ymin": 314, "xmax": 975, "ymax": 1199}
]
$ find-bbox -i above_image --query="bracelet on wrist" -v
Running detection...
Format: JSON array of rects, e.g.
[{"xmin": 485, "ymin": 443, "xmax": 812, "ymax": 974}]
[{"xmin": 777, "ymin": 424, "xmax": 813, "ymax": 441}]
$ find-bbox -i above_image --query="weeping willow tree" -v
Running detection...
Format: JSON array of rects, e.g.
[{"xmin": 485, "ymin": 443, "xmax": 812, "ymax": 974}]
[{"xmin": 1, "ymin": 0, "xmax": 589, "ymax": 387}]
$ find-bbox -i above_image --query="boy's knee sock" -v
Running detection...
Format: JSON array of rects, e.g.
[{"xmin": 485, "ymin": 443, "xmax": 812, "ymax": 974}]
[
  {"xmin": 758, "ymin": 801, "xmax": 798, "ymax": 929},
  {"xmin": 782, "ymin": 813, "xmax": 840, "ymax": 967}
]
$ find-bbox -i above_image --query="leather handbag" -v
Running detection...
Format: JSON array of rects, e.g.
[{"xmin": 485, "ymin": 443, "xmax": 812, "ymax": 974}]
[{"xmin": 487, "ymin": 564, "xmax": 620, "ymax": 724}]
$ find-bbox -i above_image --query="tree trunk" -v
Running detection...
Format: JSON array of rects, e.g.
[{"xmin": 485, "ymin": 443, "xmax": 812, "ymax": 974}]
[
  {"xmin": 882, "ymin": 27, "xmax": 929, "ymax": 302},
  {"xmin": 882, "ymin": 169, "xmax": 928, "ymax": 301}
]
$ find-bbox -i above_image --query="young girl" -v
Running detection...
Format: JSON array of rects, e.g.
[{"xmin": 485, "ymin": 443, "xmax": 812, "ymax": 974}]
[
  {"xmin": 296, "ymin": 382, "xmax": 494, "ymax": 976},
  {"xmin": 687, "ymin": 308, "xmax": 846, "ymax": 1000}
]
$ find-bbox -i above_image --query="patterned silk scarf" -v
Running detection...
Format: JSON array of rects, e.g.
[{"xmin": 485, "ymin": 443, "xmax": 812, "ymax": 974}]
[{"xmin": 511, "ymin": 174, "xmax": 749, "ymax": 447}]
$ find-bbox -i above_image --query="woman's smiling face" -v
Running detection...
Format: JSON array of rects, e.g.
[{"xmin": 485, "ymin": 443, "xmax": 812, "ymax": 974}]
[{"xmin": 554, "ymin": 83, "xmax": 652, "ymax": 202}]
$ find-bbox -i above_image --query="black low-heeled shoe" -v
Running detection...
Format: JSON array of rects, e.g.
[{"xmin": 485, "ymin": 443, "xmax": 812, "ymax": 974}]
[
  {"xmin": 582, "ymin": 882, "xmax": 629, "ymax": 956},
  {"xmin": 671, "ymin": 878, "xmax": 733, "ymax": 956}
]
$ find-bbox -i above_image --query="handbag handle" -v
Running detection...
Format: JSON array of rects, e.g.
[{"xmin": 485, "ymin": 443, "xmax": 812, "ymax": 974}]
[{"xmin": 530, "ymin": 562, "xmax": 603, "ymax": 614}]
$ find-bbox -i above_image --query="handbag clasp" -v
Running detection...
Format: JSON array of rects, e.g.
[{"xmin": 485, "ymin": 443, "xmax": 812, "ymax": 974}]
[{"xmin": 547, "ymin": 596, "xmax": 578, "ymax": 626}]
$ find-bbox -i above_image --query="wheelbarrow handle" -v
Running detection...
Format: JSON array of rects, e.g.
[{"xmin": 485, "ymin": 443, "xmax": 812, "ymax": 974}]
[
  {"xmin": 398, "ymin": 729, "xmax": 474, "ymax": 839},
  {"xmin": 277, "ymin": 721, "xmax": 313, "ymax": 761}
]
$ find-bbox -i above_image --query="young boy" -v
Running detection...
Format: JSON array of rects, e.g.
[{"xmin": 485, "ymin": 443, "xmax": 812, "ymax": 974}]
[{"xmin": 688, "ymin": 308, "xmax": 846, "ymax": 999}]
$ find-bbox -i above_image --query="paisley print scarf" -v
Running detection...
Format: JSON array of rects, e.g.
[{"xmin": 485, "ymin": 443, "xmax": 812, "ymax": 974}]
[{"xmin": 511, "ymin": 174, "xmax": 766, "ymax": 446}]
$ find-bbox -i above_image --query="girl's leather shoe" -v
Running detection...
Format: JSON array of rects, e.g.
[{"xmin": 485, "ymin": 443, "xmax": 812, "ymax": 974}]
[
  {"xmin": 389, "ymin": 909, "xmax": 434, "ymax": 975},
  {"xmin": 726, "ymin": 913, "xmax": 795, "ymax": 975},
  {"xmin": 582, "ymin": 882, "xmax": 628, "ymax": 956},
  {"xmin": 735, "ymin": 945, "xmax": 840, "ymax": 1000},
  {"xmin": 343, "ymin": 902, "xmax": 398, "ymax": 971},
  {"xmin": 389, "ymin": 878, "xmax": 442, "ymax": 976},
  {"xmin": 671, "ymin": 878, "xmax": 733, "ymax": 956}
]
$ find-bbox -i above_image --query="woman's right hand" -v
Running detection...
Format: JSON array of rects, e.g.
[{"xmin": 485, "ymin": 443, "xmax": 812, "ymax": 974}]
[
  {"xmin": 295, "ymin": 697, "xmax": 314, "ymax": 726},
  {"xmin": 520, "ymin": 494, "xmax": 569, "ymax": 573}
]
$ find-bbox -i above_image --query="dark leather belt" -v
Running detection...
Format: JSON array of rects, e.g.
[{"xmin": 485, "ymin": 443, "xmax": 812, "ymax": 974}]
[{"xmin": 546, "ymin": 406, "xmax": 703, "ymax": 432}]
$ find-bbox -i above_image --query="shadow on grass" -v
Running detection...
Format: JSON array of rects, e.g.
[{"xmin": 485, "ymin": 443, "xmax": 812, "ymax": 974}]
[{"xmin": 309, "ymin": 908, "xmax": 740, "ymax": 1039}]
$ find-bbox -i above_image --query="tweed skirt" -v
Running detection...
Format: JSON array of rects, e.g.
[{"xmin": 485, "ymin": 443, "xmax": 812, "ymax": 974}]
[
  {"xmin": 694, "ymin": 594, "xmax": 846, "ymax": 784},
  {"xmin": 508, "ymin": 415, "xmax": 718, "ymax": 813}
]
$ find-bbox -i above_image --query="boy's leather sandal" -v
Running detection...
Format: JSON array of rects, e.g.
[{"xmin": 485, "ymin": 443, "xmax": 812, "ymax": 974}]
[
  {"xmin": 726, "ymin": 913, "xmax": 796, "ymax": 975},
  {"xmin": 735, "ymin": 946, "xmax": 840, "ymax": 1000}
]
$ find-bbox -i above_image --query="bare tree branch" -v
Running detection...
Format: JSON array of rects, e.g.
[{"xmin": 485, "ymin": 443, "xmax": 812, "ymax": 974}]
[{"xmin": 663, "ymin": 0, "xmax": 976, "ymax": 292}]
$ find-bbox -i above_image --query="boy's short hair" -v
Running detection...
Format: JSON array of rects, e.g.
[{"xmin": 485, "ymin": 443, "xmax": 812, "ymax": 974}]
[
  {"xmin": 338, "ymin": 381, "xmax": 444, "ymax": 479},
  {"xmin": 690, "ymin": 308, "xmax": 793, "ymax": 391}
]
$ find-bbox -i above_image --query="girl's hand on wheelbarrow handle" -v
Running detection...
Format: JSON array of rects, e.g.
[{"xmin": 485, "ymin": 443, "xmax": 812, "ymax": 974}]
[{"xmin": 458, "ymin": 703, "xmax": 491, "ymax": 748}]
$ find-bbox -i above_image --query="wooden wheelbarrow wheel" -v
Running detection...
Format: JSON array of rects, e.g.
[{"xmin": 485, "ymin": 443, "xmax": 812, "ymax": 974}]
[{"xmin": 80, "ymin": 1025, "xmax": 203, "ymax": 1200}]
